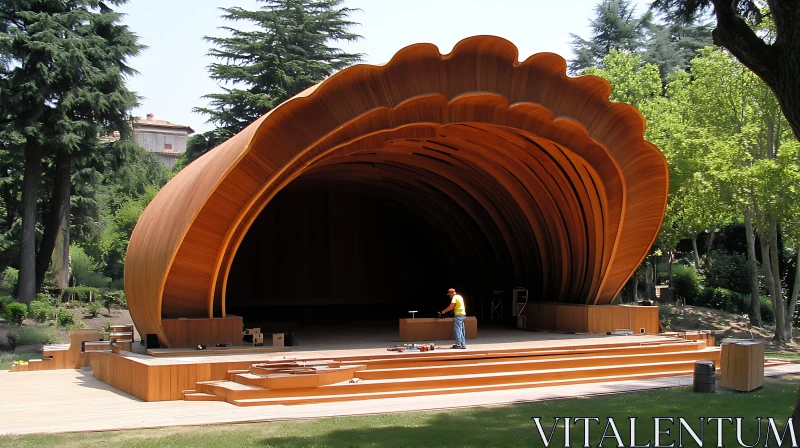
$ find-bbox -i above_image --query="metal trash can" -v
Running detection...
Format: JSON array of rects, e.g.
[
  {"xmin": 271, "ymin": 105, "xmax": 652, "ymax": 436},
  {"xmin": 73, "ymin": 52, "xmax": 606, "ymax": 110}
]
[{"xmin": 693, "ymin": 360, "xmax": 716, "ymax": 393}]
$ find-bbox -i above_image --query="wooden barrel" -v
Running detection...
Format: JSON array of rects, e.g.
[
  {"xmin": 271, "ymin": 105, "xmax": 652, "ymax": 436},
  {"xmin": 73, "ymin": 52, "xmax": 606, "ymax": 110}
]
[{"xmin": 693, "ymin": 360, "xmax": 716, "ymax": 393}]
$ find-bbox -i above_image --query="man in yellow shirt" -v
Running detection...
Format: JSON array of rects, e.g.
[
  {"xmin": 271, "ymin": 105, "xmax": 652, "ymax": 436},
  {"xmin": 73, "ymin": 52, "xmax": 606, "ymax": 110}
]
[{"xmin": 441, "ymin": 288, "xmax": 467, "ymax": 349}]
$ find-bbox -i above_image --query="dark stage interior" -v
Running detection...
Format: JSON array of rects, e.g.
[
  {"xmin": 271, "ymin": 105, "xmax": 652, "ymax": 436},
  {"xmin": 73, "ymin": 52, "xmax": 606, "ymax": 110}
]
[{"xmin": 226, "ymin": 184, "xmax": 517, "ymax": 327}]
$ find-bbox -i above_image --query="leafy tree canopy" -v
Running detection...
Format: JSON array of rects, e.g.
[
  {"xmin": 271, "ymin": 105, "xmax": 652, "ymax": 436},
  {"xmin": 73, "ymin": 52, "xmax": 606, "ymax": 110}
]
[{"xmin": 650, "ymin": 0, "xmax": 800, "ymax": 140}]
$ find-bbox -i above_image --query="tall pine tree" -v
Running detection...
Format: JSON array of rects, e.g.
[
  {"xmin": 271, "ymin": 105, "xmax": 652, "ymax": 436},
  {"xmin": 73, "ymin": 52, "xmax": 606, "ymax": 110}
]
[
  {"xmin": 0, "ymin": 0, "xmax": 142, "ymax": 303},
  {"xmin": 569, "ymin": 0, "xmax": 653, "ymax": 73},
  {"xmin": 194, "ymin": 0, "xmax": 363, "ymax": 143},
  {"xmin": 644, "ymin": 8, "xmax": 713, "ymax": 80}
]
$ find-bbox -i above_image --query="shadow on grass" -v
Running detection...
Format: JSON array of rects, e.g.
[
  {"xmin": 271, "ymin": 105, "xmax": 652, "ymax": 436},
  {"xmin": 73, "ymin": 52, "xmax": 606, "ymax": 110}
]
[
  {"xmin": 0, "ymin": 380, "xmax": 797, "ymax": 448},
  {"xmin": 247, "ymin": 384, "xmax": 799, "ymax": 448}
]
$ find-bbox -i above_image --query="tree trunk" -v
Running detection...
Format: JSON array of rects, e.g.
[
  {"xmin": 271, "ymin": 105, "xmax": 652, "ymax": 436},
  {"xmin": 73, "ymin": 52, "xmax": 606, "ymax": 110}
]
[
  {"xmin": 35, "ymin": 149, "xmax": 71, "ymax": 292},
  {"xmin": 667, "ymin": 250, "xmax": 674, "ymax": 281},
  {"xmin": 691, "ymin": 232, "xmax": 700, "ymax": 269},
  {"xmin": 744, "ymin": 207, "xmax": 761, "ymax": 325},
  {"xmin": 645, "ymin": 259, "xmax": 656, "ymax": 302},
  {"xmin": 52, "ymin": 211, "xmax": 70, "ymax": 292},
  {"xmin": 705, "ymin": 229, "xmax": 716, "ymax": 265},
  {"xmin": 768, "ymin": 216, "xmax": 786, "ymax": 343},
  {"xmin": 758, "ymin": 216, "xmax": 785, "ymax": 342},
  {"xmin": 758, "ymin": 225, "xmax": 779, "ymax": 316},
  {"xmin": 17, "ymin": 139, "xmax": 42, "ymax": 305},
  {"xmin": 667, "ymin": 250, "xmax": 675, "ymax": 300},
  {"xmin": 786, "ymin": 248, "xmax": 800, "ymax": 342}
]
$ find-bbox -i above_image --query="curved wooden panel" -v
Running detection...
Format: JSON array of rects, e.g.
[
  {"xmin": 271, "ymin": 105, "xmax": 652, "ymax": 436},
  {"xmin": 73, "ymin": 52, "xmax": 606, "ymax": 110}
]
[{"xmin": 125, "ymin": 35, "xmax": 668, "ymax": 346}]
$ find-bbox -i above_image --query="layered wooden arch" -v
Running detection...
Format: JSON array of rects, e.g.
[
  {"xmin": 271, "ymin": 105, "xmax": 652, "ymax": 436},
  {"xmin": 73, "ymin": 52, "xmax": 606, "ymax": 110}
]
[{"xmin": 125, "ymin": 36, "xmax": 668, "ymax": 347}]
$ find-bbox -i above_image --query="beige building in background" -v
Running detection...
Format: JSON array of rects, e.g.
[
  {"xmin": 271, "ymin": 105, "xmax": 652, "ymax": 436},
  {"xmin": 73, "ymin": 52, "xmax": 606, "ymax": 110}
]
[{"xmin": 133, "ymin": 113, "xmax": 194, "ymax": 169}]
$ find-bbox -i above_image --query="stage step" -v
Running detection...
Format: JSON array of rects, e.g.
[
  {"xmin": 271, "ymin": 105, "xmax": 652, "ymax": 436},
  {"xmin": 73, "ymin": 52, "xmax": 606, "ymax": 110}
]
[
  {"xmin": 184, "ymin": 392, "xmax": 226, "ymax": 402},
  {"xmin": 334, "ymin": 341, "xmax": 710, "ymax": 369},
  {"xmin": 229, "ymin": 369, "xmax": 700, "ymax": 406},
  {"xmin": 228, "ymin": 360, "xmax": 789, "ymax": 407},
  {"xmin": 256, "ymin": 338, "xmax": 699, "ymax": 367},
  {"xmin": 197, "ymin": 357, "xmax": 716, "ymax": 403},
  {"xmin": 353, "ymin": 350, "xmax": 718, "ymax": 380},
  {"xmin": 181, "ymin": 341, "xmax": 786, "ymax": 407},
  {"xmin": 194, "ymin": 380, "xmax": 266, "ymax": 400}
]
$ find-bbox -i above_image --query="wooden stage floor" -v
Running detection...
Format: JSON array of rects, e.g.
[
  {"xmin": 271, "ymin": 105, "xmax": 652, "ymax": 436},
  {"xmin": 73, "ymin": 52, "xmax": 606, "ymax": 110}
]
[
  {"xmin": 2, "ymin": 327, "xmax": 795, "ymax": 435},
  {"xmin": 127, "ymin": 326, "xmax": 669, "ymax": 364}
]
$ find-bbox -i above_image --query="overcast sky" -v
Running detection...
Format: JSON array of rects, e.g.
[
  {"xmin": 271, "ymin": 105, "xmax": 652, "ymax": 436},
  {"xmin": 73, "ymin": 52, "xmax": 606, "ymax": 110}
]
[{"xmin": 118, "ymin": 0, "xmax": 646, "ymax": 134}]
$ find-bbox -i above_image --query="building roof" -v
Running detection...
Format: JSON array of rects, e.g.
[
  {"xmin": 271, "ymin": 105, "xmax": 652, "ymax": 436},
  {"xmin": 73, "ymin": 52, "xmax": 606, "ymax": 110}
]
[{"xmin": 134, "ymin": 115, "xmax": 194, "ymax": 134}]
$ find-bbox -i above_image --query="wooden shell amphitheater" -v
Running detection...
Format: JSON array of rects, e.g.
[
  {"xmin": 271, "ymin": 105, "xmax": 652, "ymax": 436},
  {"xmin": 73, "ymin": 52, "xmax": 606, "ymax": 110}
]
[{"xmin": 125, "ymin": 36, "xmax": 669, "ymax": 347}]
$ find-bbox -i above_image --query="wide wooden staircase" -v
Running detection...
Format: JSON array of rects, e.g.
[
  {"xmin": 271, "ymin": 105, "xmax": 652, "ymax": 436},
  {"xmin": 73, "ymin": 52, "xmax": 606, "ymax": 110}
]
[{"xmin": 181, "ymin": 338, "xmax": 785, "ymax": 406}]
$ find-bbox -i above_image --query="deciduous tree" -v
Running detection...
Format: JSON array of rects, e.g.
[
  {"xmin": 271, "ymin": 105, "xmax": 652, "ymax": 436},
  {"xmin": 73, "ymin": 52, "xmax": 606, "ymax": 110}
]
[{"xmin": 650, "ymin": 0, "xmax": 800, "ymax": 141}]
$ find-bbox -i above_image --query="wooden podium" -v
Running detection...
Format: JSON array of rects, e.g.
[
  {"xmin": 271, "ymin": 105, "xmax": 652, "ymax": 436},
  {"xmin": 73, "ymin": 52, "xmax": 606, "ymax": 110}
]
[
  {"xmin": 720, "ymin": 340, "xmax": 764, "ymax": 392},
  {"xmin": 399, "ymin": 317, "xmax": 477, "ymax": 342}
]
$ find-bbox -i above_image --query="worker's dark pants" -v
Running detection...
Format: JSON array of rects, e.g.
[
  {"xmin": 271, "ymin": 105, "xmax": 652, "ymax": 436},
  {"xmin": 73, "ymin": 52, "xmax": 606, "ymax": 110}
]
[{"xmin": 454, "ymin": 315, "xmax": 466, "ymax": 347}]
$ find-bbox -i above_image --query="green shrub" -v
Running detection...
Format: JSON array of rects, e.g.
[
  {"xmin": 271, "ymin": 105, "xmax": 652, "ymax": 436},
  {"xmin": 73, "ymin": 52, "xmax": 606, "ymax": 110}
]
[
  {"xmin": 70, "ymin": 245, "xmax": 97, "ymax": 283},
  {"xmin": 6, "ymin": 331, "xmax": 19, "ymax": 353},
  {"xmin": 56, "ymin": 307, "xmax": 75, "ymax": 326},
  {"xmin": 1, "ymin": 267, "xmax": 18, "ymax": 291},
  {"xmin": 672, "ymin": 264, "xmax": 704, "ymax": 303},
  {"xmin": 62, "ymin": 286, "xmax": 101, "ymax": 302},
  {"xmin": 3, "ymin": 301, "xmax": 27, "ymax": 324},
  {"xmin": 69, "ymin": 245, "xmax": 111, "ymax": 288},
  {"xmin": 704, "ymin": 250, "xmax": 751, "ymax": 295},
  {"xmin": 15, "ymin": 325, "xmax": 59, "ymax": 345},
  {"xmin": 0, "ymin": 295, "xmax": 13, "ymax": 315},
  {"xmin": 81, "ymin": 273, "xmax": 111, "ymax": 289},
  {"xmin": 29, "ymin": 300, "xmax": 58, "ymax": 323},
  {"xmin": 696, "ymin": 287, "xmax": 746, "ymax": 314},
  {"xmin": 86, "ymin": 301, "xmax": 103, "ymax": 318},
  {"xmin": 101, "ymin": 290, "xmax": 125, "ymax": 314},
  {"xmin": 760, "ymin": 296, "xmax": 775, "ymax": 324},
  {"xmin": 109, "ymin": 278, "xmax": 124, "ymax": 291},
  {"xmin": 36, "ymin": 293, "xmax": 56, "ymax": 305}
]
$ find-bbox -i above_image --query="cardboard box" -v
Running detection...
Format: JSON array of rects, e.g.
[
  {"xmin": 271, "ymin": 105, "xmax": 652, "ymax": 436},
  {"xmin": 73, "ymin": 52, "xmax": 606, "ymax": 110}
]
[{"xmin": 272, "ymin": 333, "xmax": 284, "ymax": 347}]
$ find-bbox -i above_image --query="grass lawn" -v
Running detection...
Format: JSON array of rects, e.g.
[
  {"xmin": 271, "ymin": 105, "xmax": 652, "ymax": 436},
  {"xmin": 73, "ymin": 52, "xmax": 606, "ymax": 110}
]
[
  {"xmin": 768, "ymin": 352, "xmax": 800, "ymax": 360},
  {"xmin": 0, "ymin": 376, "xmax": 797, "ymax": 447},
  {"xmin": 0, "ymin": 351, "xmax": 38, "ymax": 370}
]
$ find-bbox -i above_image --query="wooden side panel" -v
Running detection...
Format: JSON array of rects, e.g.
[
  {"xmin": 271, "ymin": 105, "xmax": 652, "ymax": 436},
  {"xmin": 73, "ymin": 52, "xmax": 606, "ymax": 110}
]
[
  {"xmin": 161, "ymin": 316, "xmax": 243, "ymax": 348},
  {"xmin": 90, "ymin": 352, "xmax": 152, "ymax": 401},
  {"xmin": 40, "ymin": 348, "xmax": 71, "ymax": 369},
  {"xmin": 398, "ymin": 317, "xmax": 478, "ymax": 342},
  {"xmin": 69, "ymin": 330, "xmax": 105, "ymax": 369},
  {"xmin": 90, "ymin": 352, "xmax": 263, "ymax": 401},
  {"xmin": 524, "ymin": 304, "xmax": 658, "ymax": 334}
]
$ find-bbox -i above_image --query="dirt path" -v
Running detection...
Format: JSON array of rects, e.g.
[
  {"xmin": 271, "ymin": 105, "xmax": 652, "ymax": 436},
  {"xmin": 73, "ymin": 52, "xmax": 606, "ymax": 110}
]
[
  {"xmin": 660, "ymin": 304, "xmax": 799, "ymax": 355},
  {"xmin": 0, "ymin": 306, "xmax": 134, "ymax": 355}
]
